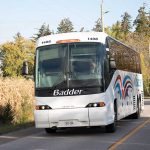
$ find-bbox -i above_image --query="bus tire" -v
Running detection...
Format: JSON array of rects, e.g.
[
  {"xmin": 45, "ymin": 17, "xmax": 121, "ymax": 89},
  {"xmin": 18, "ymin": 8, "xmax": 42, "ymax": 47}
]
[
  {"xmin": 45, "ymin": 128, "xmax": 56, "ymax": 133},
  {"xmin": 131, "ymin": 97, "xmax": 141, "ymax": 119},
  {"xmin": 105, "ymin": 102, "xmax": 117, "ymax": 133}
]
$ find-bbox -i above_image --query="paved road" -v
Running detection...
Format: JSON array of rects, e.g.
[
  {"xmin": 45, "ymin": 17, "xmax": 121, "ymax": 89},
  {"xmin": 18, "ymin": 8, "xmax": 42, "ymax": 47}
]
[{"xmin": 0, "ymin": 99, "xmax": 150, "ymax": 150}]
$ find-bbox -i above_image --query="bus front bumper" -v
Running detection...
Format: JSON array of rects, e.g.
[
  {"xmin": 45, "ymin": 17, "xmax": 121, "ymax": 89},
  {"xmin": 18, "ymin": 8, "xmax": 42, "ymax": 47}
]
[{"xmin": 34, "ymin": 107, "xmax": 112, "ymax": 128}]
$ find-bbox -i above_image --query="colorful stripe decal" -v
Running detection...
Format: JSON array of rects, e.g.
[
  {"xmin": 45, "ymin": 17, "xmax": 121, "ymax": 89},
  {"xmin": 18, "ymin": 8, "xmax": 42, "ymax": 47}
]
[{"xmin": 114, "ymin": 75, "xmax": 133, "ymax": 99}]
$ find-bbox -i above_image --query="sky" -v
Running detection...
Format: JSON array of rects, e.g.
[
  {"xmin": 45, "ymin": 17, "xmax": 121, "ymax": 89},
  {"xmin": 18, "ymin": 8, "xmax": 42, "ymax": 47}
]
[{"xmin": 0, "ymin": 0, "xmax": 149, "ymax": 44}]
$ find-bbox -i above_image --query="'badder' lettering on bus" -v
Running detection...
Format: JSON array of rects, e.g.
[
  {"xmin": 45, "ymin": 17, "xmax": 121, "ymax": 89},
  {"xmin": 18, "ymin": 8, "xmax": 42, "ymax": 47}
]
[{"xmin": 53, "ymin": 89, "xmax": 83, "ymax": 96}]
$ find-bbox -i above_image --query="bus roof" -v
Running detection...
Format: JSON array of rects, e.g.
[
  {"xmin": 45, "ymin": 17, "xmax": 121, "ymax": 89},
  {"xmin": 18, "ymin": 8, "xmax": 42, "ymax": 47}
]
[{"xmin": 36, "ymin": 32, "xmax": 108, "ymax": 47}]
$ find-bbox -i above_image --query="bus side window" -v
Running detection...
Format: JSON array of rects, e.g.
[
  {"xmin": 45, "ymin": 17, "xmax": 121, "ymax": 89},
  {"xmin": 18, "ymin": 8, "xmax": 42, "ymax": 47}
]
[{"xmin": 104, "ymin": 39, "xmax": 111, "ymax": 89}]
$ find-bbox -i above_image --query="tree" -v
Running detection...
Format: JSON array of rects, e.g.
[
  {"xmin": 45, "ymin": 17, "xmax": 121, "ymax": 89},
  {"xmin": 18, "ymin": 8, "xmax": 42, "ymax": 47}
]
[
  {"xmin": 92, "ymin": 18, "xmax": 102, "ymax": 32},
  {"xmin": 57, "ymin": 18, "xmax": 74, "ymax": 33},
  {"xmin": 0, "ymin": 48, "xmax": 3, "ymax": 75},
  {"xmin": 140, "ymin": 53, "xmax": 150, "ymax": 96},
  {"xmin": 33, "ymin": 23, "xmax": 52, "ymax": 41},
  {"xmin": 121, "ymin": 12, "xmax": 132, "ymax": 39},
  {"xmin": 109, "ymin": 21, "xmax": 123, "ymax": 40},
  {"xmin": 134, "ymin": 6, "xmax": 150, "ymax": 36},
  {"xmin": 123, "ymin": 31, "xmax": 150, "ymax": 96},
  {"xmin": 79, "ymin": 27, "xmax": 84, "ymax": 32},
  {"xmin": 1, "ymin": 33, "xmax": 35, "ymax": 77},
  {"xmin": 104, "ymin": 5, "xmax": 150, "ymax": 96},
  {"xmin": 105, "ymin": 26, "xmax": 113, "ymax": 36}
]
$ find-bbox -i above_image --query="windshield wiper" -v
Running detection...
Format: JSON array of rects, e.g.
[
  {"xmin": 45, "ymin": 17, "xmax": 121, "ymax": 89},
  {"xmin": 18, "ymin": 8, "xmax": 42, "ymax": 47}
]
[
  {"xmin": 51, "ymin": 71, "xmax": 73, "ymax": 89},
  {"xmin": 50, "ymin": 73, "xmax": 66, "ymax": 90}
]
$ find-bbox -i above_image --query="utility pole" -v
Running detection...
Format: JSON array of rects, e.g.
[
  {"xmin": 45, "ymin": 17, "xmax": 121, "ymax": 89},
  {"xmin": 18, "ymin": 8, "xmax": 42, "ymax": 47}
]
[
  {"xmin": 100, "ymin": 0, "xmax": 109, "ymax": 32},
  {"xmin": 101, "ymin": 0, "xmax": 104, "ymax": 32}
]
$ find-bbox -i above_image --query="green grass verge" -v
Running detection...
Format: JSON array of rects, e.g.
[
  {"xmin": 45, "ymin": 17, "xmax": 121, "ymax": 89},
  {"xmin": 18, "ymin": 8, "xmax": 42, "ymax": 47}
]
[{"xmin": 0, "ymin": 122, "xmax": 34, "ymax": 135}]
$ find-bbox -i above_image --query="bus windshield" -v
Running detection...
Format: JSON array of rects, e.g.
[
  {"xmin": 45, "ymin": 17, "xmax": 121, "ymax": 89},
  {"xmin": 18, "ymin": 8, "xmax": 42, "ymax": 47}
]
[{"xmin": 36, "ymin": 42, "xmax": 105, "ymax": 89}]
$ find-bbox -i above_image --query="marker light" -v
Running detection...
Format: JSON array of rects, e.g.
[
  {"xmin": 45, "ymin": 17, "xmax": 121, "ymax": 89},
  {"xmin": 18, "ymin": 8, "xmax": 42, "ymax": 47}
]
[
  {"xmin": 99, "ymin": 102, "xmax": 105, "ymax": 107},
  {"xmin": 86, "ymin": 102, "xmax": 105, "ymax": 108},
  {"xmin": 56, "ymin": 39, "xmax": 80, "ymax": 44},
  {"xmin": 35, "ymin": 105, "xmax": 52, "ymax": 110}
]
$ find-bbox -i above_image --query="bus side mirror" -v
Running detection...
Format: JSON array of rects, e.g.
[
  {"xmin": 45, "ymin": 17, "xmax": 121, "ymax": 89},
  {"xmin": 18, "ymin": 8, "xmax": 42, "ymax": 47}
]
[
  {"xmin": 110, "ymin": 58, "xmax": 116, "ymax": 70},
  {"xmin": 22, "ymin": 61, "xmax": 29, "ymax": 75}
]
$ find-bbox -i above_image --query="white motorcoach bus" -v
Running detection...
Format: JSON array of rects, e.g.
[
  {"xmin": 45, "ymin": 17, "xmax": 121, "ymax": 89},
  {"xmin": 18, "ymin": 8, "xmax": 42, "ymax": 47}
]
[{"xmin": 32, "ymin": 32, "xmax": 144, "ymax": 133}]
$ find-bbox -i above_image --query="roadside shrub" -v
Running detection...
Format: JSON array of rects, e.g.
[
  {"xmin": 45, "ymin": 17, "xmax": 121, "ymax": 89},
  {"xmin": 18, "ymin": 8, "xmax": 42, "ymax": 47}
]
[
  {"xmin": 0, "ymin": 78, "xmax": 34, "ymax": 124},
  {"xmin": 0, "ymin": 103, "xmax": 14, "ymax": 124}
]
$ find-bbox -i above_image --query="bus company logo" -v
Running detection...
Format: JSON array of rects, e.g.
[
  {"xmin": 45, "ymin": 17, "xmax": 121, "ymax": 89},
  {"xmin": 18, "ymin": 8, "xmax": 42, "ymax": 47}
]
[{"xmin": 53, "ymin": 89, "xmax": 83, "ymax": 96}]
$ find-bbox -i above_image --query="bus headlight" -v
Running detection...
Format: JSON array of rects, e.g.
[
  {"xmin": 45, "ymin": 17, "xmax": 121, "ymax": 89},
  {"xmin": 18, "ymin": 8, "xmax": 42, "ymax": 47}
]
[
  {"xmin": 86, "ymin": 102, "xmax": 105, "ymax": 108},
  {"xmin": 35, "ymin": 105, "xmax": 52, "ymax": 110}
]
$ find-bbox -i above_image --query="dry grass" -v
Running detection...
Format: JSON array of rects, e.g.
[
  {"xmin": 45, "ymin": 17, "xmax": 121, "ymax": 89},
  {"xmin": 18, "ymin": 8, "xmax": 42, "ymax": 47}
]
[{"xmin": 0, "ymin": 78, "xmax": 34, "ymax": 124}]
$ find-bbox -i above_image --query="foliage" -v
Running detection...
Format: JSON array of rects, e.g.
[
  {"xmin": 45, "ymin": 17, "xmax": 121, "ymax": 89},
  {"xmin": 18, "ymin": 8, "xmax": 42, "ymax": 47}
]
[
  {"xmin": 79, "ymin": 27, "xmax": 84, "ymax": 32},
  {"xmin": 105, "ymin": 26, "xmax": 112, "ymax": 35},
  {"xmin": 105, "ymin": 4, "xmax": 150, "ymax": 96},
  {"xmin": 126, "ymin": 33, "xmax": 150, "ymax": 96},
  {"xmin": 120, "ymin": 12, "xmax": 132, "ymax": 39},
  {"xmin": 134, "ymin": 6, "xmax": 150, "ymax": 36},
  {"xmin": 140, "ymin": 53, "xmax": 150, "ymax": 96},
  {"xmin": 92, "ymin": 18, "xmax": 102, "ymax": 32},
  {"xmin": 0, "ymin": 4, "xmax": 149, "ymax": 95},
  {"xmin": 0, "ymin": 78, "xmax": 34, "ymax": 124},
  {"xmin": 33, "ymin": 23, "xmax": 52, "ymax": 41},
  {"xmin": 0, "ymin": 103, "xmax": 14, "ymax": 124},
  {"xmin": 57, "ymin": 18, "xmax": 74, "ymax": 33},
  {"xmin": 108, "ymin": 21, "xmax": 123, "ymax": 40},
  {"xmin": 0, "ymin": 49, "xmax": 3, "ymax": 75},
  {"xmin": 1, "ymin": 33, "xmax": 35, "ymax": 77}
]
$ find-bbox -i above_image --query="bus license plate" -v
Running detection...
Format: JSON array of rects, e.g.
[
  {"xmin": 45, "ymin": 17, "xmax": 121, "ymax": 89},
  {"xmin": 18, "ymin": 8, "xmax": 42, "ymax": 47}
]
[{"xmin": 64, "ymin": 120, "xmax": 74, "ymax": 126}]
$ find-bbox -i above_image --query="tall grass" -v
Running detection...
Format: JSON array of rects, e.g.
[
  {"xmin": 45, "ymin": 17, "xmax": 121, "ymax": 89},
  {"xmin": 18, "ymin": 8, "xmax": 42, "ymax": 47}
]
[{"xmin": 0, "ymin": 78, "xmax": 34, "ymax": 124}]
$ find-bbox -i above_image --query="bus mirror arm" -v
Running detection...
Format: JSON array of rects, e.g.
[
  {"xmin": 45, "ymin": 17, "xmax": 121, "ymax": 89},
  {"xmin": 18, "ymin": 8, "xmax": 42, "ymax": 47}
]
[
  {"xmin": 22, "ymin": 61, "xmax": 29, "ymax": 76},
  {"xmin": 109, "ymin": 58, "xmax": 116, "ymax": 70},
  {"xmin": 106, "ymin": 50, "xmax": 110, "ymax": 59}
]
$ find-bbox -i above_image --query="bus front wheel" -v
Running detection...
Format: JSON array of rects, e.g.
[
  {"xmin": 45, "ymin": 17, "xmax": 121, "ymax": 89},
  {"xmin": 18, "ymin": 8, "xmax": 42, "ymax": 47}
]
[
  {"xmin": 45, "ymin": 128, "xmax": 57, "ymax": 133},
  {"xmin": 105, "ymin": 103, "xmax": 117, "ymax": 133}
]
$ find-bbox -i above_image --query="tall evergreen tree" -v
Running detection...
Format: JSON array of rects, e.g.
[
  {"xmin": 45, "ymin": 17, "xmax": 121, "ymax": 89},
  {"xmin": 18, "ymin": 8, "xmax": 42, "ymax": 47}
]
[
  {"xmin": 134, "ymin": 6, "xmax": 150, "ymax": 36},
  {"xmin": 33, "ymin": 23, "xmax": 52, "ymax": 41},
  {"xmin": 110, "ymin": 21, "xmax": 123, "ymax": 40},
  {"xmin": 92, "ymin": 18, "xmax": 102, "ymax": 32},
  {"xmin": 57, "ymin": 18, "xmax": 74, "ymax": 33},
  {"xmin": 121, "ymin": 12, "xmax": 132, "ymax": 39}
]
